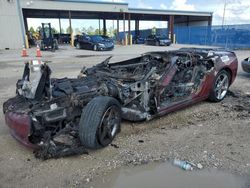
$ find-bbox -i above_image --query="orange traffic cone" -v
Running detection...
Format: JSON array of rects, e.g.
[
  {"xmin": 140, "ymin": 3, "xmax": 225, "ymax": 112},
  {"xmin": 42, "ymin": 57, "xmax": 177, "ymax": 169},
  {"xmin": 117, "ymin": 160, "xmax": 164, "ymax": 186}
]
[
  {"xmin": 36, "ymin": 44, "xmax": 42, "ymax": 57},
  {"xmin": 21, "ymin": 45, "xmax": 28, "ymax": 57}
]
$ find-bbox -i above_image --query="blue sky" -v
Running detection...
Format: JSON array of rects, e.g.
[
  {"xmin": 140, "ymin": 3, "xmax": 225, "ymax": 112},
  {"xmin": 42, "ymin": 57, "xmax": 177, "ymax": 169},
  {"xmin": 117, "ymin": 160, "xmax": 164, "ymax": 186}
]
[{"xmin": 27, "ymin": 0, "xmax": 250, "ymax": 33}]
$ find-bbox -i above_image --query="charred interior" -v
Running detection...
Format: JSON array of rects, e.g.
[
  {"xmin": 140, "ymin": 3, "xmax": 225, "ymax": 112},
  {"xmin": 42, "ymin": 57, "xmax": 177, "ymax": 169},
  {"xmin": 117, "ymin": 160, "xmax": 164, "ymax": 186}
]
[{"xmin": 3, "ymin": 49, "xmax": 216, "ymax": 159}]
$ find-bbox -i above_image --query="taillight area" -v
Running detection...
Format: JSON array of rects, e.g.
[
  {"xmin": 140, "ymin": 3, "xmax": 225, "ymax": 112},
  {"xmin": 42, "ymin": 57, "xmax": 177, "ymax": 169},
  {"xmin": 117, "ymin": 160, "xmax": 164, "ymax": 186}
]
[{"xmin": 5, "ymin": 112, "xmax": 36, "ymax": 148}]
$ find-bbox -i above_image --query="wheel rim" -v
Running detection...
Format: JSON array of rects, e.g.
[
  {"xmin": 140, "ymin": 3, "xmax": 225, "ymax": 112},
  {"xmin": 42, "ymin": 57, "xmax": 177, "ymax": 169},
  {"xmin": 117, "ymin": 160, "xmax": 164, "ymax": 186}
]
[
  {"xmin": 97, "ymin": 105, "xmax": 120, "ymax": 146},
  {"xmin": 215, "ymin": 72, "xmax": 229, "ymax": 100}
]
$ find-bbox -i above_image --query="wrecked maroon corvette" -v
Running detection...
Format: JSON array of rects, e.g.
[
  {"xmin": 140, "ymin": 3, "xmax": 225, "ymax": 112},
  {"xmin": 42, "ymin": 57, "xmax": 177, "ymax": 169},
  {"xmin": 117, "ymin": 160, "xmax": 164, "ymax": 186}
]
[{"xmin": 3, "ymin": 48, "xmax": 238, "ymax": 159}]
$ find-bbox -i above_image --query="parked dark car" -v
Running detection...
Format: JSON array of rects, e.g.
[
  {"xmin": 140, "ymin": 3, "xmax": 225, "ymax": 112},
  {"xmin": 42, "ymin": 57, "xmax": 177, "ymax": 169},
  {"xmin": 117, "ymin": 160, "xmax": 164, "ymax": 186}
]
[
  {"xmin": 241, "ymin": 57, "xmax": 250, "ymax": 73},
  {"xmin": 3, "ymin": 48, "xmax": 238, "ymax": 159},
  {"xmin": 101, "ymin": 35, "xmax": 114, "ymax": 42},
  {"xmin": 74, "ymin": 34, "xmax": 114, "ymax": 51},
  {"xmin": 145, "ymin": 35, "xmax": 171, "ymax": 46},
  {"xmin": 133, "ymin": 35, "xmax": 145, "ymax": 44},
  {"xmin": 54, "ymin": 34, "xmax": 71, "ymax": 44}
]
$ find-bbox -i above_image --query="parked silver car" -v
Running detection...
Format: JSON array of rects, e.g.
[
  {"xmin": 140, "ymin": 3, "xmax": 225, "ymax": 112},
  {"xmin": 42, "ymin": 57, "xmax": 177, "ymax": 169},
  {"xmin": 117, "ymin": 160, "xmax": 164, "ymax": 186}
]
[{"xmin": 241, "ymin": 57, "xmax": 250, "ymax": 73}]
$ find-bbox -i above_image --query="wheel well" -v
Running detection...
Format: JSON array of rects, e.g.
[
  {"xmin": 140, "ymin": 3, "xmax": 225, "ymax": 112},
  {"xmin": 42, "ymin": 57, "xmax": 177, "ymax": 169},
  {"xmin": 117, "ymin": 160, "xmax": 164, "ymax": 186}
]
[{"xmin": 221, "ymin": 67, "xmax": 232, "ymax": 85}]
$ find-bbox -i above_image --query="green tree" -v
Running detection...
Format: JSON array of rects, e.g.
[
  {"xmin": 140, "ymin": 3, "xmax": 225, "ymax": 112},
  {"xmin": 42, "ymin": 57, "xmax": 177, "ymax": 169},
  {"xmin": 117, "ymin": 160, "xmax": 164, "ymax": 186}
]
[
  {"xmin": 74, "ymin": 28, "xmax": 81, "ymax": 34},
  {"xmin": 94, "ymin": 29, "xmax": 100, "ymax": 35},
  {"xmin": 29, "ymin": 26, "xmax": 35, "ymax": 34},
  {"xmin": 152, "ymin": 27, "xmax": 156, "ymax": 35},
  {"xmin": 113, "ymin": 29, "xmax": 118, "ymax": 36},
  {"xmin": 81, "ymin": 27, "xmax": 87, "ymax": 34},
  {"xmin": 36, "ymin": 26, "xmax": 42, "ymax": 33},
  {"xmin": 66, "ymin": 26, "xmax": 73, "ymax": 34},
  {"xmin": 51, "ymin": 27, "xmax": 58, "ymax": 34},
  {"xmin": 87, "ymin": 26, "xmax": 95, "ymax": 35},
  {"xmin": 60, "ymin": 28, "xmax": 65, "ymax": 34}
]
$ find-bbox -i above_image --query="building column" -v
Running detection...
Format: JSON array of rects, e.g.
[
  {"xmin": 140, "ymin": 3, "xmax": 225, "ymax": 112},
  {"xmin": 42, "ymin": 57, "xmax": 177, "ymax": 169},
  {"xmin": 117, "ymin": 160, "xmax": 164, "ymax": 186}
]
[
  {"xmin": 128, "ymin": 13, "xmax": 131, "ymax": 45},
  {"xmin": 98, "ymin": 19, "xmax": 101, "ymax": 34},
  {"xmin": 103, "ymin": 19, "xmax": 107, "ymax": 36},
  {"xmin": 23, "ymin": 16, "xmax": 28, "ymax": 34},
  {"xmin": 69, "ymin": 11, "xmax": 73, "ymax": 46},
  {"xmin": 123, "ymin": 12, "xmax": 126, "ymax": 45},
  {"xmin": 135, "ymin": 20, "xmax": 140, "ymax": 37},
  {"xmin": 168, "ymin": 15, "xmax": 174, "ymax": 42},
  {"xmin": 116, "ymin": 19, "xmax": 120, "ymax": 43},
  {"xmin": 208, "ymin": 16, "xmax": 212, "ymax": 26},
  {"xmin": 17, "ymin": 0, "xmax": 26, "ymax": 48},
  {"xmin": 59, "ymin": 17, "xmax": 62, "ymax": 34}
]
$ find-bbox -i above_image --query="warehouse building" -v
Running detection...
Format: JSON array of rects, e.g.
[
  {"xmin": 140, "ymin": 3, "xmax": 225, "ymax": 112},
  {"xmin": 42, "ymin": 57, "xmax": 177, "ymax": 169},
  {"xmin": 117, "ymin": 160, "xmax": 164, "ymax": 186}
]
[{"xmin": 0, "ymin": 0, "xmax": 213, "ymax": 49}]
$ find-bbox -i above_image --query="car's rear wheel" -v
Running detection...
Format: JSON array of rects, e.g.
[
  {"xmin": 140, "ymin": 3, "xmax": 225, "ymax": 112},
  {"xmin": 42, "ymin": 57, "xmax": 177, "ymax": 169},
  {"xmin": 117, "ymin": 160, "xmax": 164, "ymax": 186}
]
[
  {"xmin": 79, "ymin": 96, "xmax": 121, "ymax": 149},
  {"xmin": 209, "ymin": 70, "xmax": 230, "ymax": 102}
]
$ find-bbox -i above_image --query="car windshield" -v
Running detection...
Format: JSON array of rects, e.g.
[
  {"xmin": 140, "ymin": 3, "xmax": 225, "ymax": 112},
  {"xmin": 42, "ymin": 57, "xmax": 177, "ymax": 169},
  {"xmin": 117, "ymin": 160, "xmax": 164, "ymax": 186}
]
[
  {"xmin": 90, "ymin": 35, "xmax": 104, "ymax": 42},
  {"xmin": 157, "ymin": 36, "xmax": 168, "ymax": 40}
]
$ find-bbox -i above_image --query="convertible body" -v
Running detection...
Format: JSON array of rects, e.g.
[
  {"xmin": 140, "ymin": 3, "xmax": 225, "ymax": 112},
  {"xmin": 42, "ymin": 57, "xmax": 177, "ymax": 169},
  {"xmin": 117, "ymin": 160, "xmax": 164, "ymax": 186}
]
[{"xmin": 3, "ymin": 48, "xmax": 238, "ymax": 159}]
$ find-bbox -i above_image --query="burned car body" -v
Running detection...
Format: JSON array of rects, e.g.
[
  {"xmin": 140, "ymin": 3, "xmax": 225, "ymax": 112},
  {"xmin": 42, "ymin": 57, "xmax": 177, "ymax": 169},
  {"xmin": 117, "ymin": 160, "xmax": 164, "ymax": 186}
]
[{"xmin": 3, "ymin": 48, "xmax": 238, "ymax": 159}]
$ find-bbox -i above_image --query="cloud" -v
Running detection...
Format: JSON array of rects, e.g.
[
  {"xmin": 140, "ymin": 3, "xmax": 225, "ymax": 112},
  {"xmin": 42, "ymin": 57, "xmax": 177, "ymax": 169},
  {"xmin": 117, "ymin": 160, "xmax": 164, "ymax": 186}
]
[
  {"xmin": 139, "ymin": 21, "xmax": 167, "ymax": 30},
  {"xmin": 160, "ymin": 3, "xmax": 167, "ymax": 10},
  {"xmin": 170, "ymin": 0, "xmax": 195, "ymax": 11},
  {"xmin": 213, "ymin": 0, "xmax": 250, "ymax": 25},
  {"xmin": 137, "ymin": 0, "xmax": 153, "ymax": 9}
]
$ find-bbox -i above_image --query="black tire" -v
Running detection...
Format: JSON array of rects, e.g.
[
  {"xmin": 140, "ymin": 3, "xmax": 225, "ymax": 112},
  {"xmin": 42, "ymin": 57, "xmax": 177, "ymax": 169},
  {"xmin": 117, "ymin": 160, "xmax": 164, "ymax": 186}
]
[
  {"xmin": 79, "ymin": 96, "xmax": 121, "ymax": 149},
  {"xmin": 208, "ymin": 70, "xmax": 231, "ymax": 102}
]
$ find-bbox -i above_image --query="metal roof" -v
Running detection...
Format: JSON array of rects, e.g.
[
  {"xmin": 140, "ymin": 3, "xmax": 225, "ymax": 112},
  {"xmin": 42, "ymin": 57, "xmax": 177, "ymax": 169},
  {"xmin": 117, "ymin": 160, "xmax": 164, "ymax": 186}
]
[
  {"xmin": 45, "ymin": 0, "xmax": 128, "ymax": 5},
  {"xmin": 29, "ymin": 0, "xmax": 212, "ymax": 17},
  {"xmin": 128, "ymin": 8, "xmax": 213, "ymax": 17}
]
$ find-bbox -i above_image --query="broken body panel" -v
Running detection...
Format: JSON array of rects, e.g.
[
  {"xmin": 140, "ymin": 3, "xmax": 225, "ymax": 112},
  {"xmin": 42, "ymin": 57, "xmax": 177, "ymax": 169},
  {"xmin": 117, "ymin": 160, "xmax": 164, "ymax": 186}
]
[{"xmin": 3, "ymin": 48, "xmax": 238, "ymax": 159}]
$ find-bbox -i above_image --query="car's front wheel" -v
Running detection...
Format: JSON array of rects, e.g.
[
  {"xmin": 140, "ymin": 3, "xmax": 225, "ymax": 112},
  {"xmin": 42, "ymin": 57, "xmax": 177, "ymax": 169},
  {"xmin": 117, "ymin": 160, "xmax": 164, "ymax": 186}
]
[
  {"xmin": 209, "ymin": 70, "xmax": 230, "ymax": 102},
  {"xmin": 79, "ymin": 96, "xmax": 121, "ymax": 149}
]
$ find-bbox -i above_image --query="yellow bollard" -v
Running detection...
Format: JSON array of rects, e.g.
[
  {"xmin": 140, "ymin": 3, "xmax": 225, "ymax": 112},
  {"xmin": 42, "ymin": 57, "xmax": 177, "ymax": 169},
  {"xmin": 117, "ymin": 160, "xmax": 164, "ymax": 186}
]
[
  {"xmin": 173, "ymin": 34, "xmax": 176, "ymax": 44},
  {"xmin": 25, "ymin": 35, "xmax": 29, "ymax": 49},
  {"xmin": 71, "ymin": 33, "xmax": 74, "ymax": 47},
  {"xmin": 130, "ymin": 34, "xmax": 133, "ymax": 45},
  {"xmin": 125, "ymin": 33, "xmax": 128, "ymax": 46}
]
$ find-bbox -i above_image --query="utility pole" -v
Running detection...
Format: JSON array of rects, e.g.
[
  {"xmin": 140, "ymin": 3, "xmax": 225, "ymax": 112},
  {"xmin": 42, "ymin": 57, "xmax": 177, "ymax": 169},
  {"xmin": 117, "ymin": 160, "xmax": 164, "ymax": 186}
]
[
  {"xmin": 112, "ymin": 0, "xmax": 114, "ymax": 36},
  {"xmin": 222, "ymin": 0, "xmax": 227, "ymax": 26}
]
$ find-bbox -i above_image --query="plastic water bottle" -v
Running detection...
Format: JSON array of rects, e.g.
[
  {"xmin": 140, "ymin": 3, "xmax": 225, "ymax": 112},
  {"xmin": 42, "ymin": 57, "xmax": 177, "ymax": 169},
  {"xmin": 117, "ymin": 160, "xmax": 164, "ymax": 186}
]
[{"xmin": 173, "ymin": 159, "xmax": 193, "ymax": 171}]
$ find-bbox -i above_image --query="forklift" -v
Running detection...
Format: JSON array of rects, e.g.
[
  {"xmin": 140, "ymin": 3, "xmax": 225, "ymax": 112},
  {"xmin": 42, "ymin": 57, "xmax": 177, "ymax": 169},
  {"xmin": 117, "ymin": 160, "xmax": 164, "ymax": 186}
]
[{"xmin": 37, "ymin": 23, "xmax": 58, "ymax": 51}]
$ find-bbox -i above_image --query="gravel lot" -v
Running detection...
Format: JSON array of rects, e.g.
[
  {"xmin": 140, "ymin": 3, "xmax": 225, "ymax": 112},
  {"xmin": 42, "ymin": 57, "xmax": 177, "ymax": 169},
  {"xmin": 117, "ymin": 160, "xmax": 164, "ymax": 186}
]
[{"xmin": 0, "ymin": 44, "xmax": 249, "ymax": 187}]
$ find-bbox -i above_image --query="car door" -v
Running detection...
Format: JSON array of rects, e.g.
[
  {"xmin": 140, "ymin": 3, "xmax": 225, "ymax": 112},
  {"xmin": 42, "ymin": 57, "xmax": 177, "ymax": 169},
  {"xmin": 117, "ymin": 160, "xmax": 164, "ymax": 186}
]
[
  {"xmin": 146, "ymin": 35, "xmax": 153, "ymax": 45},
  {"xmin": 80, "ymin": 36, "xmax": 91, "ymax": 49},
  {"xmin": 155, "ymin": 54, "xmax": 210, "ymax": 114},
  {"xmin": 85, "ymin": 36, "xmax": 93, "ymax": 50}
]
